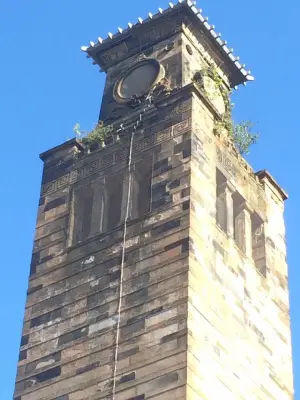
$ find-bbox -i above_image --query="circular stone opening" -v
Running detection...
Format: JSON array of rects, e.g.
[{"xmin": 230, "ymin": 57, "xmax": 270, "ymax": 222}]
[
  {"xmin": 114, "ymin": 59, "xmax": 164, "ymax": 103},
  {"xmin": 186, "ymin": 45, "xmax": 193, "ymax": 55}
]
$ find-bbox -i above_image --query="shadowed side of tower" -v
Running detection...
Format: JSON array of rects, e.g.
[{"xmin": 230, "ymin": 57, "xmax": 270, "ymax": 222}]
[{"xmin": 13, "ymin": 2, "xmax": 294, "ymax": 400}]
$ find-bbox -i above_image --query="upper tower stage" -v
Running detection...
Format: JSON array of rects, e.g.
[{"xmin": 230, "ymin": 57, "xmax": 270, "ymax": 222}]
[{"xmin": 81, "ymin": 0, "xmax": 254, "ymax": 87}]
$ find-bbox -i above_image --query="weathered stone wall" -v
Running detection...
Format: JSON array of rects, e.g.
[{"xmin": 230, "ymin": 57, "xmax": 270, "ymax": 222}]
[
  {"xmin": 181, "ymin": 22, "xmax": 231, "ymax": 89},
  {"xmin": 187, "ymin": 94, "xmax": 294, "ymax": 399},
  {"xmin": 14, "ymin": 96, "xmax": 193, "ymax": 400},
  {"xmin": 14, "ymin": 7, "xmax": 294, "ymax": 398},
  {"xmin": 15, "ymin": 87, "xmax": 294, "ymax": 400}
]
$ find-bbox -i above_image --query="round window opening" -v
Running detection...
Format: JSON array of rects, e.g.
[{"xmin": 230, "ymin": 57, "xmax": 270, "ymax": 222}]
[
  {"xmin": 186, "ymin": 45, "xmax": 193, "ymax": 55},
  {"xmin": 114, "ymin": 59, "xmax": 164, "ymax": 103}
]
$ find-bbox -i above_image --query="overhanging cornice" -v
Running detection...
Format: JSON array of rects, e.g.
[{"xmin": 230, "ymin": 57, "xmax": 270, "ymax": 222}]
[{"xmin": 81, "ymin": 0, "xmax": 254, "ymax": 87}]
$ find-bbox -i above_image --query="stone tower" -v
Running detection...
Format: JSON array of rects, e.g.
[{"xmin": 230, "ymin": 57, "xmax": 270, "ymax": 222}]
[{"xmin": 14, "ymin": 1, "xmax": 294, "ymax": 399}]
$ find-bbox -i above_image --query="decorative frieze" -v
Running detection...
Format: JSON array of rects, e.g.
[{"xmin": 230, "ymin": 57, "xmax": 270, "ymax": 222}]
[{"xmin": 41, "ymin": 118, "xmax": 191, "ymax": 196}]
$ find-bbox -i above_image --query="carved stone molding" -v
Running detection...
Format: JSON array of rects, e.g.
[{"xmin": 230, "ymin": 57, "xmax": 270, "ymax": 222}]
[{"xmin": 41, "ymin": 118, "xmax": 191, "ymax": 196}]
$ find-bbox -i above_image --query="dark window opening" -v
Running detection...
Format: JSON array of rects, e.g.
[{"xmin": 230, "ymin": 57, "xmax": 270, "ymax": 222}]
[
  {"xmin": 106, "ymin": 173, "xmax": 124, "ymax": 231},
  {"xmin": 132, "ymin": 157, "xmax": 153, "ymax": 219},
  {"xmin": 72, "ymin": 184, "xmax": 94, "ymax": 244}
]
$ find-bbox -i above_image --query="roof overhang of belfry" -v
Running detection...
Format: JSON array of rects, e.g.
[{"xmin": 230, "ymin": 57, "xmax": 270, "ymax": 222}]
[{"xmin": 81, "ymin": 0, "xmax": 254, "ymax": 87}]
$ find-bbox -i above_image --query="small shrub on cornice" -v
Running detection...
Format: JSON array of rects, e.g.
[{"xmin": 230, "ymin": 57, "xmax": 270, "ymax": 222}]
[
  {"xmin": 231, "ymin": 121, "xmax": 259, "ymax": 155},
  {"xmin": 193, "ymin": 67, "xmax": 259, "ymax": 155},
  {"xmin": 73, "ymin": 121, "xmax": 113, "ymax": 152}
]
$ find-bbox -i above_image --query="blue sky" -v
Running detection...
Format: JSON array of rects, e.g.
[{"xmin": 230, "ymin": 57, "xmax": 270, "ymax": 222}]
[{"xmin": 0, "ymin": 0, "xmax": 299, "ymax": 398}]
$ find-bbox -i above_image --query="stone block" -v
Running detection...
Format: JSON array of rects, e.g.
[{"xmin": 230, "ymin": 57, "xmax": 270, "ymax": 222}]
[
  {"xmin": 88, "ymin": 316, "xmax": 117, "ymax": 335},
  {"xmin": 58, "ymin": 326, "xmax": 88, "ymax": 346}
]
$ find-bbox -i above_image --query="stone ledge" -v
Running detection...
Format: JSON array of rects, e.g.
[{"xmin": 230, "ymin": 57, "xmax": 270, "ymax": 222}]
[
  {"xmin": 256, "ymin": 169, "xmax": 288, "ymax": 201},
  {"xmin": 39, "ymin": 139, "xmax": 84, "ymax": 163}
]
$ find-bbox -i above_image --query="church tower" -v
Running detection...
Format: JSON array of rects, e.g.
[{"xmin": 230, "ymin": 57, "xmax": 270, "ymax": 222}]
[{"xmin": 14, "ymin": 1, "xmax": 294, "ymax": 399}]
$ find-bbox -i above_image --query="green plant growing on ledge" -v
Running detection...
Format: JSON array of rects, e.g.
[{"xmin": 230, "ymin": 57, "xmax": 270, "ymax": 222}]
[
  {"xmin": 193, "ymin": 67, "xmax": 259, "ymax": 155},
  {"xmin": 231, "ymin": 121, "xmax": 259, "ymax": 155},
  {"xmin": 73, "ymin": 121, "xmax": 113, "ymax": 151},
  {"xmin": 214, "ymin": 103, "xmax": 259, "ymax": 155}
]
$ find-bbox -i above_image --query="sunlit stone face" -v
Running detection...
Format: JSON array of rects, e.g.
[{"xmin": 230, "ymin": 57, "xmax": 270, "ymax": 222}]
[
  {"xmin": 117, "ymin": 61, "xmax": 160, "ymax": 100},
  {"xmin": 202, "ymin": 75, "xmax": 226, "ymax": 115}
]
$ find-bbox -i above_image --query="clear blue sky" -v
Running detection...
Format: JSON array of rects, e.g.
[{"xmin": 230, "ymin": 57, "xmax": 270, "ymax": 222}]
[{"xmin": 0, "ymin": 0, "xmax": 299, "ymax": 398}]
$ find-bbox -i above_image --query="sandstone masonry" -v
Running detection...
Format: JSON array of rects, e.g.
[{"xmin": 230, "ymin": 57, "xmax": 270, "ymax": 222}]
[{"xmin": 14, "ymin": 2, "xmax": 294, "ymax": 399}]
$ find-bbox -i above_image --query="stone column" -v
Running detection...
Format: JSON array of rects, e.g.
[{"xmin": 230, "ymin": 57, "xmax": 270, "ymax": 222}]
[
  {"xmin": 252, "ymin": 221, "xmax": 266, "ymax": 276},
  {"xmin": 217, "ymin": 182, "xmax": 234, "ymax": 236},
  {"xmin": 224, "ymin": 184, "xmax": 234, "ymax": 237},
  {"xmin": 216, "ymin": 189, "xmax": 227, "ymax": 232},
  {"xmin": 235, "ymin": 202, "xmax": 252, "ymax": 258}
]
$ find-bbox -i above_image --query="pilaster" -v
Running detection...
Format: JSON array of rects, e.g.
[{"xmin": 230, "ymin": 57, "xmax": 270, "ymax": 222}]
[{"xmin": 234, "ymin": 201, "xmax": 252, "ymax": 258}]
